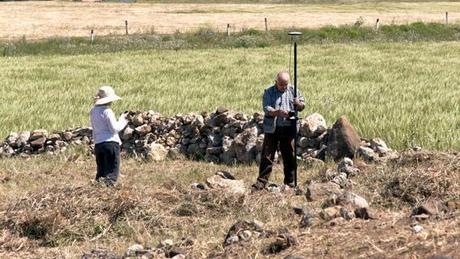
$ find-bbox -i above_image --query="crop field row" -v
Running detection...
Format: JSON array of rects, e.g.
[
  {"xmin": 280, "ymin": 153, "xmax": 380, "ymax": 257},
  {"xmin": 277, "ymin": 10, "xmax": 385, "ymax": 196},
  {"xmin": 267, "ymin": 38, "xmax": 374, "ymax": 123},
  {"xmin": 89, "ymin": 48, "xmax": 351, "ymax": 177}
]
[{"xmin": 0, "ymin": 41, "xmax": 459, "ymax": 150}]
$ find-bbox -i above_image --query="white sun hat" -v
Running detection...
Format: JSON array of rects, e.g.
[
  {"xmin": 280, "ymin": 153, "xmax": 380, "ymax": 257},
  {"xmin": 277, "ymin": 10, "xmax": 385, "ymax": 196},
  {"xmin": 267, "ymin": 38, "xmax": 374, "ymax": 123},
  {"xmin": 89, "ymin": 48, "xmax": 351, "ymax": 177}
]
[{"xmin": 94, "ymin": 85, "xmax": 122, "ymax": 105}]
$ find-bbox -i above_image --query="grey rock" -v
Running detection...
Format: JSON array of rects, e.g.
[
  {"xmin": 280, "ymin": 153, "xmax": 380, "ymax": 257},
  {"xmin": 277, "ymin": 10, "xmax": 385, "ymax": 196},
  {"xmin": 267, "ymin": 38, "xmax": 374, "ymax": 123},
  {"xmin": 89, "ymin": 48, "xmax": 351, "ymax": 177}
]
[
  {"xmin": 331, "ymin": 172, "xmax": 350, "ymax": 188},
  {"xmin": 412, "ymin": 199, "xmax": 447, "ymax": 216},
  {"xmin": 299, "ymin": 211, "xmax": 319, "ymax": 228},
  {"xmin": 338, "ymin": 191, "xmax": 369, "ymax": 209},
  {"xmin": 135, "ymin": 125, "xmax": 151, "ymax": 135},
  {"xmin": 191, "ymin": 182, "xmax": 208, "ymax": 190},
  {"xmin": 322, "ymin": 168, "xmax": 339, "ymax": 181},
  {"xmin": 125, "ymin": 244, "xmax": 144, "ymax": 257},
  {"xmin": 215, "ymin": 170, "xmax": 236, "ymax": 180},
  {"xmin": 6, "ymin": 132, "xmax": 18, "ymax": 145},
  {"xmin": 206, "ymin": 173, "xmax": 246, "ymax": 195},
  {"xmin": 147, "ymin": 143, "xmax": 168, "ymax": 161},
  {"xmin": 320, "ymin": 206, "xmax": 342, "ymax": 221},
  {"xmin": 132, "ymin": 114, "xmax": 144, "ymax": 126},
  {"xmin": 233, "ymin": 126, "xmax": 258, "ymax": 163},
  {"xmin": 354, "ymin": 207, "xmax": 376, "ymax": 220},
  {"xmin": 340, "ymin": 207, "xmax": 355, "ymax": 220},
  {"xmin": 206, "ymin": 147, "xmax": 223, "ymax": 155},
  {"xmin": 224, "ymin": 235, "xmax": 239, "ymax": 246},
  {"xmin": 298, "ymin": 137, "xmax": 309, "ymax": 148},
  {"xmin": 16, "ymin": 131, "xmax": 31, "ymax": 146},
  {"xmin": 238, "ymin": 230, "xmax": 252, "ymax": 241},
  {"xmin": 30, "ymin": 129, "xmax": 48, "ymax": 141},
  {"xmin": 30, "ymin": 136, "xmax": 47, "ymax": 148},
  {"xmin": 357, "ymin": 146, "xmax": 379, "ymax": 162},
  {"xmin": 122, "ymin": 126, "xmax": 134, "ymax": 140},
  {"xmin": 167, "ymin": 148, "xmax": 181, "ymax": 160},
  {"xmin": 62, "ymin": 131, "xmax": 73, "ymax": 141},
  {"xmin": 370, "ymin": 138, "xmax": 390, "ymax": 155},
  {"xmin": 305, "ymin": 182, "xmax": 343, "ymax": 201},
  {"xmin": 48, "ymin": 133, "xmax": 61, "ymax": 142},
  {"xmin": 299, "ymin": 113, "xmax": 327, "ymax": 138},
  {"xmin": 337, "ymin": 158, "xmax": 360, "ymax": 176},
  {"xmin": 303, "ymin": 157, "xmax": 325, "ymax": 169},
  {"xmin": 224, "ymin": 220, "xmax": 264, "ymax": 246},
  {"xmin": 256, "ymin": 134, "xmax": 264, "ymax": 151},
  {"xmin": 264, "ymin": 233, "xmax": 298, "ymax": 254}
]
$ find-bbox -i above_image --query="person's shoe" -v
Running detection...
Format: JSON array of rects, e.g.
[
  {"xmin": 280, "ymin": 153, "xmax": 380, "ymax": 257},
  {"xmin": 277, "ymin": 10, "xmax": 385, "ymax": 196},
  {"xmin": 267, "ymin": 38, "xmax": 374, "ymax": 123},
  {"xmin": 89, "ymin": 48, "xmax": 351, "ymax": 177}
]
[{"xmin": 251, "ymin": 181, "xmax": 266, "ymax": 192}]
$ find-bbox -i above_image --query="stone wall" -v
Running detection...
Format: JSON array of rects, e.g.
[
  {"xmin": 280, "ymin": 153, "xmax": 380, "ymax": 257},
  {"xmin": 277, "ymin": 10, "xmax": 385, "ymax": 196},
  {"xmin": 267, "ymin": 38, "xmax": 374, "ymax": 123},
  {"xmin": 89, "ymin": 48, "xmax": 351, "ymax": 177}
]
[{"xmin": 0, "ymin": 108, "xmax": 395, "ymax": 163}]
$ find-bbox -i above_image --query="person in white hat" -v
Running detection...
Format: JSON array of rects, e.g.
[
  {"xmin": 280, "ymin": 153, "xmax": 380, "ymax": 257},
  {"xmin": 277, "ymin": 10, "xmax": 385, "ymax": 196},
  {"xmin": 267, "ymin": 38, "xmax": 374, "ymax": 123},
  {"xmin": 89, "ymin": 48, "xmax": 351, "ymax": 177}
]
[{"xmin": 90, "ymin": 85, "xmax": 128, "ymax": 186}]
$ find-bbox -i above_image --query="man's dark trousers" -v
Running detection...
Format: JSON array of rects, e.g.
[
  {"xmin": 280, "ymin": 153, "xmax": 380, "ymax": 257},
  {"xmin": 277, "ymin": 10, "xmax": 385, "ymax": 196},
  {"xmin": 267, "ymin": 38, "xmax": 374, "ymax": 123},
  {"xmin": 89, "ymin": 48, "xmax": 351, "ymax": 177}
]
[
  {"xmin": 95, "ymin": 141, "xmax": 120, "ymax": 186},
  {"xmin": 258, "ymin": 125, "xmax": 296, "ymax": 186}
]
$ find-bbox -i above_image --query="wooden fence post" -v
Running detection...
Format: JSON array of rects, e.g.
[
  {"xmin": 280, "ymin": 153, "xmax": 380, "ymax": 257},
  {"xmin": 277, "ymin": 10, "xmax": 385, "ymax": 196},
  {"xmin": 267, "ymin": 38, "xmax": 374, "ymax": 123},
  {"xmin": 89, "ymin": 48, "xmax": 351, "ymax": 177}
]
[
  {"xmin": 90, "ymin": 29, "xmax": 95, "ymax": 43},
  {"xmin": 446, "ymin": 12, "xmax": 449, "ymax": 25},
  {"xmin": 264, "ymin": 17, "xmax": 268, "ymax": 31},
  {"xmin": 227, "ymin": 24, "xmax": 230, "ymax": 36},
  {"xmin": 125, "ymin": 20, "xmax": 129, "ymax": 35}
]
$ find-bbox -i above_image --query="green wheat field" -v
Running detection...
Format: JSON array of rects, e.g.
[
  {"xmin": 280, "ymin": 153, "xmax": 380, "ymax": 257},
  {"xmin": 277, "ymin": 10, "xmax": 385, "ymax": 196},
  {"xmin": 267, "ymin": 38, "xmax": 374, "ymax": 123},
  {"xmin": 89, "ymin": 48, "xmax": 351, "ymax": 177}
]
[{"xmin": 0, "ymin": 42, "xmax": 459, "ymax": 150}]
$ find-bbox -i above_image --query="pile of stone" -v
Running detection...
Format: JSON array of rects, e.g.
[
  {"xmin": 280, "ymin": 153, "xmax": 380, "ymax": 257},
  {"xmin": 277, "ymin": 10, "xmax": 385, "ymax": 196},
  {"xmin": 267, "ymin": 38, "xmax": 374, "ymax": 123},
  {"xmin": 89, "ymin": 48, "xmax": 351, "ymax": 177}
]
[
  {"xmin": 223, "ymin": 219, "xmax": 299, "ymax": 255},
  {"xmin": 0, "ymin": 127, "xmax": 92, "ymax": 158},
  {"xmin": 298, "ymin": 157, "xmax": 376, "ymax": 227},
  {"xmin": 0, "ymin": 108, "xmax": 397, "ymax": 164}
]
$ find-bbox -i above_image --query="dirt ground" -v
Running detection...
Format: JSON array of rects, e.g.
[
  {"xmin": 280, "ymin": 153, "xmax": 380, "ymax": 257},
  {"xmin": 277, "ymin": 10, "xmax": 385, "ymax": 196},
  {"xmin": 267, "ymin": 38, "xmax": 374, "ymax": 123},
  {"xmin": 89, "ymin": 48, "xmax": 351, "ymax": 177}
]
[
  {"xmin": 1, "ymin": 1, "xmax": 460, "ymax": 40},
  {"xmin": 0, "ymin": 150, "xmax": 458, "ymax": 258}
]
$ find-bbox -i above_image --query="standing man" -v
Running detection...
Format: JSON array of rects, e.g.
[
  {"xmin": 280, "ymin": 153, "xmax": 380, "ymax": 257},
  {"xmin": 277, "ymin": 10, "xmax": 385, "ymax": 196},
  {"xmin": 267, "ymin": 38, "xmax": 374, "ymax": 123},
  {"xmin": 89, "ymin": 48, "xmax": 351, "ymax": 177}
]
[{"xmin": 253, "ymin": 71, "xmax": 305, "ymax": 190}]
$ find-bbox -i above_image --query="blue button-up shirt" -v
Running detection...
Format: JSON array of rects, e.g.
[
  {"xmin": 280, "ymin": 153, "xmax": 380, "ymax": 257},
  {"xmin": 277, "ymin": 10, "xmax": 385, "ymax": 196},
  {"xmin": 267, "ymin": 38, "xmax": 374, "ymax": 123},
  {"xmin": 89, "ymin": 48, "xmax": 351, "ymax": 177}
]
[{"xmin": 262, "ymin": 84, "xmax": 305, "ymax": 133}]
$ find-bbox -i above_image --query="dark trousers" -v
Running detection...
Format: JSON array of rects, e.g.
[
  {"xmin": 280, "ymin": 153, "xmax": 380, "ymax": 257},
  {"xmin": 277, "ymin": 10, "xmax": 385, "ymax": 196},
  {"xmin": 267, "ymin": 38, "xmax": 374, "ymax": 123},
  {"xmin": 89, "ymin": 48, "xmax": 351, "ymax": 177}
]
[
  {"xmin": 258, "ymin": 126, "xmax": 296, "ymax": 186},
  {"xmin": 95, "ymin": 141, "xmax": 120, "ymax": 186}
]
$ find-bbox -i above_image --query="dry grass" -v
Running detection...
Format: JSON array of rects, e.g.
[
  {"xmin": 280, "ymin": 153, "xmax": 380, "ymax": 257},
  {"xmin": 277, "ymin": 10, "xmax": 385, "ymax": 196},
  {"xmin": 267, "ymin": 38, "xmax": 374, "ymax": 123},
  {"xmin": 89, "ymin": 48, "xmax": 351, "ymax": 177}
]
[
  {"xmin": 1, "ymin": 2, "xmax": 460, "ymax": 40},
  {"xmin": 0, "ymin": 151, "xmax": 458, "ymax": 257}
]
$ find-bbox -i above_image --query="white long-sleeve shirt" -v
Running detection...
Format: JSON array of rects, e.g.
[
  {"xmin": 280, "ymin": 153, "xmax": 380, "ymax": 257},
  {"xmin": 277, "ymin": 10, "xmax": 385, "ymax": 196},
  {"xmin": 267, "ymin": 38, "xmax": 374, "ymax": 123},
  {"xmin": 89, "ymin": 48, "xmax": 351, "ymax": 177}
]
[{"xmin": 90, "ymin": 105, "xmax": 128, "ymax": 145}]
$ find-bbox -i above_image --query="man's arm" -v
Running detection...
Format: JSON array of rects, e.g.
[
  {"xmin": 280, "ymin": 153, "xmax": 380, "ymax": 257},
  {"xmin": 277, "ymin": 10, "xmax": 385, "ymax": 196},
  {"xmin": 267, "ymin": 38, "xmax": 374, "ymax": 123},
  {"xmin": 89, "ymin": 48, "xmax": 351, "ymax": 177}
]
[
  {"xmin": 263, "ymin": 89, "xmax": 276, "ymax": 117},
  {"xmin": 294, "ymin": 89, "xmax": 306, "ymax": 111},
  {"xmin": 263, "ymin": 88, "xmax": 286, "ymax": 117}
]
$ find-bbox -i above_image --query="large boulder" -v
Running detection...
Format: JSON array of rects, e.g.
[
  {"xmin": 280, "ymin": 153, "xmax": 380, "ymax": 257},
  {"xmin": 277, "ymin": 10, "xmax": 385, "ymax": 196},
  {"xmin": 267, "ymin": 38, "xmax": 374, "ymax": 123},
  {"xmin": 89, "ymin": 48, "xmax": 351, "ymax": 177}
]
[
  {"xmin": 326, "ymin": 116, "xmax": 361, "ymax": 160},
  {"xmin": 299, "ymin": 113, "xmax": 327, "ymax": 138}
]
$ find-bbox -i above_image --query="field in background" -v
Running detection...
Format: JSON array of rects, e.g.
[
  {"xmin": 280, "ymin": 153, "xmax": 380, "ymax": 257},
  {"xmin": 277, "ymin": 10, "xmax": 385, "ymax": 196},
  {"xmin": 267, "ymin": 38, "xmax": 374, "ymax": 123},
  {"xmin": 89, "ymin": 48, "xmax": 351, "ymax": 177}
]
[
  {"xmin": 1, "ymin": 1, "xmax": 460, "ymax": 39},
  {"xmin": 0, "ymin": 41, "xmax": 459, "ymax": 150}
]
